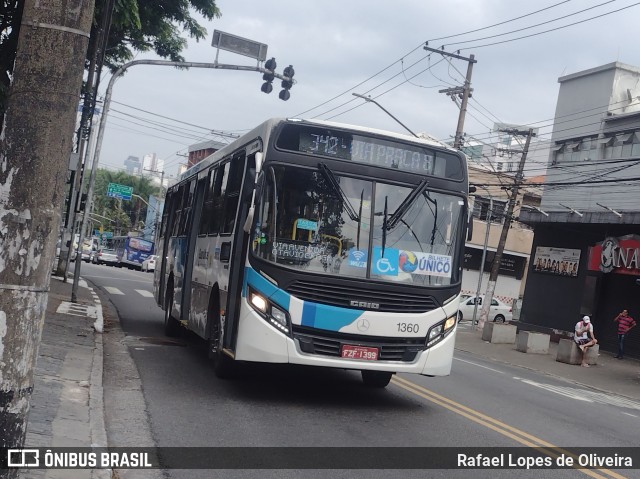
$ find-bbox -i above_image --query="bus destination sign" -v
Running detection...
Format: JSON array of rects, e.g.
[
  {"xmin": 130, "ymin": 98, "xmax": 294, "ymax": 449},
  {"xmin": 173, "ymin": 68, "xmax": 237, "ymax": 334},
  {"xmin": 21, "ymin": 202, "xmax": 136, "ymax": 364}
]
[{"xmin": 276, "ymin": 124, "xmax": 464, "ymax": 180}]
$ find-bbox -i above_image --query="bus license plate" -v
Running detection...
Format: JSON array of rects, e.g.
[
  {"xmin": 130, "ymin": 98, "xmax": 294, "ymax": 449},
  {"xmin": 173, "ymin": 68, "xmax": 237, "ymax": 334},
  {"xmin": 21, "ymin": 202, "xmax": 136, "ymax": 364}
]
[{"xmin": 341, "ymin": 345, "xmax": 379, "ymax": 361}]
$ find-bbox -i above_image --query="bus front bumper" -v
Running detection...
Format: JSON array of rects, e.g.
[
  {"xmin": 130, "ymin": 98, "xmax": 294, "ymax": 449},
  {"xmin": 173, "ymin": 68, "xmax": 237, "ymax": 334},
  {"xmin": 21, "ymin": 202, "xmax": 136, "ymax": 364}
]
[{"xmin": 234, "ymin": 305, "xmax": 456, "ymax": 377}]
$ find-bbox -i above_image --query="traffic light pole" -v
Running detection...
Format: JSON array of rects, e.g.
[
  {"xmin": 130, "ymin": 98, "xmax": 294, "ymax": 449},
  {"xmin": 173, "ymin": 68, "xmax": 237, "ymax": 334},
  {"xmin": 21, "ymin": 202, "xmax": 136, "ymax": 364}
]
[{"xmin": 71, "ymin": 59, "xmax": 294, "ymax": 301}]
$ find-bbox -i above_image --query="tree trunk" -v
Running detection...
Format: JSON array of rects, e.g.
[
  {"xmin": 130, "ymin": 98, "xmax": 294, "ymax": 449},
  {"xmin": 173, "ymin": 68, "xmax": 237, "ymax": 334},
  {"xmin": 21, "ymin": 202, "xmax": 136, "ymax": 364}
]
[{"xmin": 0, "ymin": 0, "xmax": 95, "ymax": 469}]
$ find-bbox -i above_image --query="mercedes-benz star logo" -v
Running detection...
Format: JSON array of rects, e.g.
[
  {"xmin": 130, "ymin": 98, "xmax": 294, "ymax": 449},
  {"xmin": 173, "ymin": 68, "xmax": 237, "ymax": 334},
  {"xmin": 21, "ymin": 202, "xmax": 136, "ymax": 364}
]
[{"xmin": 357, "ymin": 318, "xmax": 370, "ymax": 332}]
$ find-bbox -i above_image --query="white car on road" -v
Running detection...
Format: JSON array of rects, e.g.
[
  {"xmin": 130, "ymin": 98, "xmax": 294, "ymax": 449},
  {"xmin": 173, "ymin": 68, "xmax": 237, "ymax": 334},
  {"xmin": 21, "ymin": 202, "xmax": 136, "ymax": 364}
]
[
  {"xmin": 457, "ymin": 295, "xmax": 513, "ymax": 323},
  {"xmin": 141, "ymin": 255, "xmax": 157, "ymax": 272}
]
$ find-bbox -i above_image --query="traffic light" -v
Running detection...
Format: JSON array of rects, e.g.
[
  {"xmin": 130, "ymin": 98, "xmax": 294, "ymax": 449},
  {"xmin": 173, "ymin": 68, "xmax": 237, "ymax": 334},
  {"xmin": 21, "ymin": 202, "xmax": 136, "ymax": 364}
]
[
  {"xmin": 279, "ymin": 65, "xmax": 295, "ymax": 101},
  {"xmin": 261, "ymin": 57, "xmax": 277, "ymax": 94}
]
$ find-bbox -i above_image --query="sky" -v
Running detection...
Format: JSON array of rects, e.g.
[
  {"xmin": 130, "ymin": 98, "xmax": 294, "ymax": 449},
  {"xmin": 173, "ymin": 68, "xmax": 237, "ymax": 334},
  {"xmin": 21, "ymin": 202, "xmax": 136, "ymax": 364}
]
[{"xmin": 96, "ymin": 0, "xmax": 640, "ymax": 181}]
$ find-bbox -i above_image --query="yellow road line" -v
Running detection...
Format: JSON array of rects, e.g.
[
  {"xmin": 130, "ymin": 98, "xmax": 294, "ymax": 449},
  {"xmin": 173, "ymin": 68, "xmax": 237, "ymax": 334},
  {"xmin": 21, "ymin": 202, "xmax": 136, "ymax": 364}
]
[{"xmin": 391, "ymin": 376, "xmax": 627, "ymax": 479}]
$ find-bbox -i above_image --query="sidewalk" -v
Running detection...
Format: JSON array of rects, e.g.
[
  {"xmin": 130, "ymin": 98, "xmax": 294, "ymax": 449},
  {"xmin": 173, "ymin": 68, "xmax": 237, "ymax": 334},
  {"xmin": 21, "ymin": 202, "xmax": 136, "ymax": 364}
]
[
  {"xmin": 22, "ymin": 275, "xmax": 108, "ymax": 479},
  {"xmin": 455, "ymin": 322, "xmax": 640, "ymax": 401}
]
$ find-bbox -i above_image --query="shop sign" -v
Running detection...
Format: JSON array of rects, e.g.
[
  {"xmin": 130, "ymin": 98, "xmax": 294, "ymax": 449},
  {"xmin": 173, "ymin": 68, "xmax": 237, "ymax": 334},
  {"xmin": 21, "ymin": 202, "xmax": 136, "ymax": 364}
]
[
  {"xmin": 463, "ymin": 247, "xmax": 528, "ymax": 280},
  {"xmin": 532, "ymin": 246, "xmax": 580, "ymax": 277},
  {"xmin": 588, "ymin": 235, "xmax": 640, "ymax": 275}
]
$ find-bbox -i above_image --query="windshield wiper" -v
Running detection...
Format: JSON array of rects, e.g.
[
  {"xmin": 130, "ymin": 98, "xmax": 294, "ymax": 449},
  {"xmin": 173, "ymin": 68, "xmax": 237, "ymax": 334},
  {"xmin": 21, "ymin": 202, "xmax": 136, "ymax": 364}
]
[
  {"xmin": 423, "ymin": 191, "xmax": 438, "ymax": 246},
  {"xmin": 385, "ymin": 178, "xmax": 429, "ymax": 231},
  {"xmin": 318, "ymin": 163, "xmax": 360, "ymax": 222},
  {"xmin": 382, "ymin": 195, "xmax": 388, "ymax": 257},
  {"xmin": 356, "ymin": 189, "xmax": 364, "ymax": 250}
]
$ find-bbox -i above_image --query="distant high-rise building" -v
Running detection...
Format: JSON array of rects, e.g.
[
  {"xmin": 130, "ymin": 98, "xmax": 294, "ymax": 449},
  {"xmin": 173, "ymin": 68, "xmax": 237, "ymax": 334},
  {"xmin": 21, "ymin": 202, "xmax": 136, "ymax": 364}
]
[
  {"xmin": 124, "ymin": 155, "xmax": 141, "ymax": 175},
  {"xmin": 142, "ymin": 153, "xmax": 158, "ymax": 174}
]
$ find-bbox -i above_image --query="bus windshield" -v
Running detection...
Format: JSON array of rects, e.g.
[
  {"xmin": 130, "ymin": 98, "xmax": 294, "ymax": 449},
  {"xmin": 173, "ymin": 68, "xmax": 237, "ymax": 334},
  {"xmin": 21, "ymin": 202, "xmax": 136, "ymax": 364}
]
[{"xmin": 251, "ymin": 164, "xmax": 464, "ymax": 286}]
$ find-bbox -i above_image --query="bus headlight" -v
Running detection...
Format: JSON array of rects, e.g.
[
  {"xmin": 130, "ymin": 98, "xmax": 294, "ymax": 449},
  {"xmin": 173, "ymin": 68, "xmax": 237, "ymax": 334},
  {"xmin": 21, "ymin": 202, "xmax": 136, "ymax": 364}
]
[
  {"xmin": 247, "ymin": 288, "xmax": 290, "ymax": 334},
  {"xmin": 426, "ymin": 315, "xmax": 457, "ymax": 348},
  {"xmin": 250, "ymin": 291, "xmax": 267, "ymax": 313}
]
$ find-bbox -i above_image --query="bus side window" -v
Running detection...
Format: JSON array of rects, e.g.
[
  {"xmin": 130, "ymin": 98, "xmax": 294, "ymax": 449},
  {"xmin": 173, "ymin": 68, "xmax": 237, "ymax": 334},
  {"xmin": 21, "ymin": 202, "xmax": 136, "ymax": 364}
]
[
  {"xmin": 160, "ymin": 191, "xmax": 172, "ymax": 237},
  {"xmin": 209, "ymin": 163, "xmax": 228, "ymax": 235},
  {"xmin": 221, "ymin": 153, "xmax": 245, "ymax": 234},
  {"xmin": 199, "ymin": 169, "xmax": 215, "ymax": 235},
  {"xmin": 172, "ymin": 184, "xmax": 186, "ymax": 237},
  {"xmin": 180, "ymin": 179, "xmax": 196, "ymax": 236}
]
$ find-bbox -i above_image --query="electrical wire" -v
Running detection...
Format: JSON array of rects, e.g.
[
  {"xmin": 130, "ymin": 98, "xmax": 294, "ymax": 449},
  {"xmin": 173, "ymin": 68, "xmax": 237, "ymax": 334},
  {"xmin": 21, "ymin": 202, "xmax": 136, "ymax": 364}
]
[{"xmin": 458, "ymin": 2, "xmax": 640, "ymax": 51}]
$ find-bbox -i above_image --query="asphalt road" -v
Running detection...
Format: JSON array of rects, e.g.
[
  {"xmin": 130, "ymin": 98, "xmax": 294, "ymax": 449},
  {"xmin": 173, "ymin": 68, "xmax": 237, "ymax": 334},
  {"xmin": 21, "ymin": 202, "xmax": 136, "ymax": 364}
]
[{"xmin": 79, "ymin": 262, "xmax": 640, "ymax": 479}]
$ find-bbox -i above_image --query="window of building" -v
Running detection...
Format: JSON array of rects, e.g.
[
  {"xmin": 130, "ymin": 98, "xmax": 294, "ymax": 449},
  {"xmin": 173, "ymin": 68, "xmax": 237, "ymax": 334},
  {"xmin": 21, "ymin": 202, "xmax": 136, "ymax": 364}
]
[
  {"xmin": 604, "ymin": 132, "xmax": 634, "ymax": 159},
  {"xmin": 473, "ymin": 196, "xmax": 506, "ymax": 223},
  {"xmin": 632, "ymin": 132, "xmax": 640, "ymax": 157},
  {"xmin": 552, "ymin": 143, "xmax": 564, "ymax": 164}
]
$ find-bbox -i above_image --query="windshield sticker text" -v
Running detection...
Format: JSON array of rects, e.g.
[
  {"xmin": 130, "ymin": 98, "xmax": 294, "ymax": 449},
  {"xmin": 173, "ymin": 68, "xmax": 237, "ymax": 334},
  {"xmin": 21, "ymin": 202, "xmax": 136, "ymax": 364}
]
[
  {"xmin": 403, "ymin": 251, "xmax": 452, "ymax": 278},
  {"xmin": 272, "ymin": 241, "xmax": 329, "ymax": 260}
]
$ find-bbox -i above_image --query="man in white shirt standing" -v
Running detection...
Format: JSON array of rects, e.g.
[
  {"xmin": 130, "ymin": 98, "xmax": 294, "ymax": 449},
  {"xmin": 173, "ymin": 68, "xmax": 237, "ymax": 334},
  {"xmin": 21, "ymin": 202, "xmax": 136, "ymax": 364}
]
[{"xmin": 574, "ymin": 315, "xmax": 597, "ymax": 367}]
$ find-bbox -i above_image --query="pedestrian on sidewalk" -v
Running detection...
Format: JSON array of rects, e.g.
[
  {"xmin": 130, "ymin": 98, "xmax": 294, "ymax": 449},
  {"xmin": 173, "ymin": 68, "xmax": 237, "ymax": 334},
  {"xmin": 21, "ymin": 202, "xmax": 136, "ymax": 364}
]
[
  {"xmin": 574, "ymin": 315, "xmax": 597, "ymax": 367},
  {"xmin": 613, "ymin": 309, "xmax": 636, "ymax": 360}
]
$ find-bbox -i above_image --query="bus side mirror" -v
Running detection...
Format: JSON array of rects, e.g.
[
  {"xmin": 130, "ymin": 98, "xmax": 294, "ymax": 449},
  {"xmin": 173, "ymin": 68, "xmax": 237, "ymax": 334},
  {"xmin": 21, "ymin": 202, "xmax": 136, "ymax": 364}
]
[{"xmin": 466, "ymin": 204, "xmax": 474, "ymax": 241}]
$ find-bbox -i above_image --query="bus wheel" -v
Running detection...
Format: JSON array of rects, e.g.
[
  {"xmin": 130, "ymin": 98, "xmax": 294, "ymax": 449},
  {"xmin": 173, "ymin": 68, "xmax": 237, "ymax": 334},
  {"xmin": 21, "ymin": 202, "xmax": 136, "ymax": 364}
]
[
  {"xmin": 164, "ymin": 290, "xmax": 180, "ymax": 337},
  {"xmin": 361, "ymin": 370, "xmax": 393, "ymax": 388},
  {"xmin": 208, "ymin": 312, "xmax": 235, "ymax": 379}
]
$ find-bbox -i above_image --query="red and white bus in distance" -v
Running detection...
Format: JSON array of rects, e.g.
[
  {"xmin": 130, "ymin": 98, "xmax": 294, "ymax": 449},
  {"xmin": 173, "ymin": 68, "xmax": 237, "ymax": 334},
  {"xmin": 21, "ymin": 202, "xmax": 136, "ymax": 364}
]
[{"xmin": 154, "ymin": 118, "xmax": 469, "ymax": 388}]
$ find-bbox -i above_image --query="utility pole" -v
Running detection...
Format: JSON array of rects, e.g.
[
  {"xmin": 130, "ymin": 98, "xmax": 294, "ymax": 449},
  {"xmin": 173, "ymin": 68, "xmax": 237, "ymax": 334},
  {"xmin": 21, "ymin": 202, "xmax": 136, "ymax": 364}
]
[
  {"xmin": 471, "ymin": 187, "xmax": 493, "ymax": 325},
  {"xmin": 56, "ymin": 0, "xmax": 115, "ymax": 279},
  {"xmin": 424, "ymin": 45, "xmax": 476, "ymax": 149},
  {"xmin": 477, "ymin": 128, "xmax": 534, "ymax": 332},
  {"xmin": 0, "ymin": 0, "xmax": 94, "ymax": 463}
]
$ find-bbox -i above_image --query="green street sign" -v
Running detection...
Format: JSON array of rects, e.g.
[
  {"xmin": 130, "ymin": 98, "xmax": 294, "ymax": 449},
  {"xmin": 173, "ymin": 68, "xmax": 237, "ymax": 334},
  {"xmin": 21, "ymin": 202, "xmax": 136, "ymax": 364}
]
[{"xmin": 107, "ymin": 182, "xmax": 133, "ymax": 200}]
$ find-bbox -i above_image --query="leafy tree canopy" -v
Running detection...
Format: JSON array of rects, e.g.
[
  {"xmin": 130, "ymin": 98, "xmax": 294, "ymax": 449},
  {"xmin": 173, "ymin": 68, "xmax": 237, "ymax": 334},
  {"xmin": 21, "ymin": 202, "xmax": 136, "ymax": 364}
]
[{"xmin": 102, "ymin": 0, "xmax": 221, "ymax": 71}]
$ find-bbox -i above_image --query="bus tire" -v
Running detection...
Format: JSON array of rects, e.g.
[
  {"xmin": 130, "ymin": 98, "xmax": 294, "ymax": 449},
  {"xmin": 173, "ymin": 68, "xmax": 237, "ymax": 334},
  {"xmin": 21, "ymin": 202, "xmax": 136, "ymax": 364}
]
[
  {"xmin": 208, "ymin": 305, "xmax": 235, "ymax": 379},
  {"xmin": 361, "ymin": 370, "xmax": 393, "ymax": 388},
  {"xmin": 164, "ymin": 286, "xmax": 180, "ymax": 337}
]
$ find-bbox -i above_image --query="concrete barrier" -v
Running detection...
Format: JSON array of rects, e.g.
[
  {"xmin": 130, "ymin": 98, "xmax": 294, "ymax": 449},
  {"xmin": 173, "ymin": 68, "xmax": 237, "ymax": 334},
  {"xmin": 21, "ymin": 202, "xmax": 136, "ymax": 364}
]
[
  {"xmin": 556, "ymin": 339, "xmax": 599, "ymax": 365},
  {"xmin": 516, "ymin": 331, "xmax": 550, "ymax": 354},
  {"xmin": 481, "ymin": 322, "xmax": 517, "ymax": 344}
]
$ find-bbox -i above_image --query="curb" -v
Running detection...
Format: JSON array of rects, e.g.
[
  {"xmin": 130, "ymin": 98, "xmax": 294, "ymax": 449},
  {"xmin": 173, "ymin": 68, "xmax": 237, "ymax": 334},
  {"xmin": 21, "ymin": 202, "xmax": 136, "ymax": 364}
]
[{"xmin": 81, "ymin": 280, "xmax": 112, "ymax": 479}]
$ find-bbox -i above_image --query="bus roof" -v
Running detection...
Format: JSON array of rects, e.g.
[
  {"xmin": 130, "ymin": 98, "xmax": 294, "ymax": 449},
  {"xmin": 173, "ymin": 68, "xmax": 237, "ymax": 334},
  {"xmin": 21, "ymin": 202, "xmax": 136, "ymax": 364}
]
[{"xmin": 177, "ymin": 118, "xmax": 457, "ymax": 183}]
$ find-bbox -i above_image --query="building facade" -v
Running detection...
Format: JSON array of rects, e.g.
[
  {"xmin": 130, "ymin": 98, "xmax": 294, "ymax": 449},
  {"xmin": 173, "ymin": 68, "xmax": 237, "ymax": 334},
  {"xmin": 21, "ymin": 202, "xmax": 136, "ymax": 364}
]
[
  {"xmin": 519, "ymin": 62, "xmax": 640, "ymax": 358},
  {"xmin": 462, "ymin": 165, "xmax": 537, "ymax": 307}
]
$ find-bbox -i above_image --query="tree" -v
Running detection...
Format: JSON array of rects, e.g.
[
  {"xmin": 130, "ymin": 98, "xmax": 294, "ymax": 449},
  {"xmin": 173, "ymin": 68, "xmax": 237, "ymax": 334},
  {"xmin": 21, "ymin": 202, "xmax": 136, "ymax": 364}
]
[
  {"xmin": 0, "ymin": 0, "xmax": 221, "ymax": 127},
  {"xmin": 0, "ymin": 0, "xmax": 94, "ymax": 464}
]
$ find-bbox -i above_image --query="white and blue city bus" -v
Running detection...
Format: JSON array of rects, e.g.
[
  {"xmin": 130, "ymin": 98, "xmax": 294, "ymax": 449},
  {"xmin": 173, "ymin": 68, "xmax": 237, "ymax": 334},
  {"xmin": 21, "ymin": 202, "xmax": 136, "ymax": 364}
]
[{"xmin": 154, "ymin": 118, "xmax": 470, "ymax": 387}]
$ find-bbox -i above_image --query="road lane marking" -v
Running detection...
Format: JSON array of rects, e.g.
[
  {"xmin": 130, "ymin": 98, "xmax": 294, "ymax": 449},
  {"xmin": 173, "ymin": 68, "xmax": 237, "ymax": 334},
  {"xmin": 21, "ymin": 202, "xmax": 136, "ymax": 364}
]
[
  {"xmin": 621, "ymin": 412, "xmax": 638, "ymax": 418},
  {"xmin": 83, "ymin": 275, "xmax": 151, "ymax": 283},
  {"xmin": 518, "ymin": 378, "xmax": 640, "ymax": 410},
  {"xmin": 454, "ymin": 357, "xmax": 505, "ymax": 374},
  {"xmin": 135, "ymin": 289, "xmax": 154, "ymax": 298},
  {"xmin": 392, "ymin": 375, "xmax": 626, "ymax": 479},
  {"xmin": 104, "ymin": 287, "xmax": 124, "ymax": 295}
]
